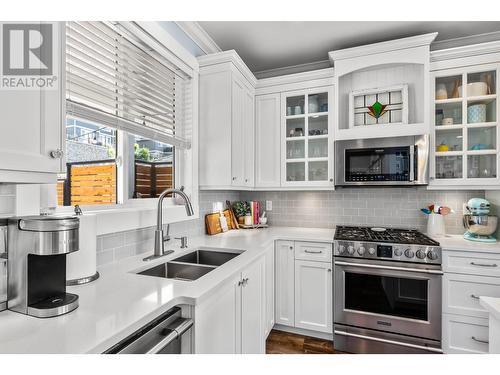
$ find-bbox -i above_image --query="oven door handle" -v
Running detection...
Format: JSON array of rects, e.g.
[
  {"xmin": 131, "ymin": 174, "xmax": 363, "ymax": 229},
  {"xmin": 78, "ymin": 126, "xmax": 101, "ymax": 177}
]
[
  {"xmin": 334, "ymin": 260, "xmax": 443, "ymax": 275},
  {"xmin": 334, "ymin": 329, "xmax": 443, "ymax": 354},
  {"xmin": 146, "ymin": 318, "xmax": 193, "ymax": 354}
]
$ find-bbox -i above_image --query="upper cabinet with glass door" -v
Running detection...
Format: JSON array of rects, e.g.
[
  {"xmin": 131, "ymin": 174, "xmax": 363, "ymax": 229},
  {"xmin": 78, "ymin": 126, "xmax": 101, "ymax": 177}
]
[
  {"xmin": 281, "ymin": 87, "xmax": 333, "ymax": 187},
  {"xmin": 431, "ymin": 65, "xmax": 500, "ymax": 187}
]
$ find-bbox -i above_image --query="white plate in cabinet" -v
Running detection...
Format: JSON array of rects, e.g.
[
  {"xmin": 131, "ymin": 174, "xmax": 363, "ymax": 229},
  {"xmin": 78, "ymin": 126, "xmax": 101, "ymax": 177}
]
[
  {"xmin": 443, "ymin": 251, "xmax": 500, "ymax": 277},
  {"xmin": 294, "ymin": 260, "xmax": 332, "ymax": 333},
  {"xmin": 294, "ymin": 241, "xmax": 332, "ymax": 263},
  {"xmin": 443, "ymin": 314, "xmax": 489, "ymax": 354},
  {"xmin": 443, "ymin": 273, "xmax": 500, "ymax": 318}
]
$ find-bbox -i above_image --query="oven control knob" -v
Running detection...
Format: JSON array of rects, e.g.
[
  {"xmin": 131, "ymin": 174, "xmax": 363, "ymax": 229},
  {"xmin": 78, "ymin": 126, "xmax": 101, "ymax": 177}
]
[
  {"xmin": 368, "ymin": 247, "xmax": 376, "ymax": 255},
  {"xmin": 427, "ymin": 250, "xmax": 438, "ymax": 261},
  {"xmin": 338, "ymin": 244, "xmax": 345, "ymax": 254},
  {"xmin": 404, "ymin": 248, "xmax": 415, "ymax": 258},
  {"xmin": 357, "ymin": 246, "xmax": 366, "ymax": 255},
  {"xmin": 347, "ymin": 245, "xmax": 355, "ymax": 255},
  {"xmin": 416, "ymin": 249, "xmax": 426, "ymax": 259},
  {"xmin": 394, "ymin": 248, "xmax": 403, "ymax": 257}
]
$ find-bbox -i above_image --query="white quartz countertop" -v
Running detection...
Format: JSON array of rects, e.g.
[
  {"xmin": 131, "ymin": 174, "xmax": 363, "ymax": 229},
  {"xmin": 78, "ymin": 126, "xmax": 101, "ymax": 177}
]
[
  {"xmin": 0, "ymin": 227, "xmax": 334, "ymax": 354},
  {"xmin": 480, "ymin": 296, "xmax": 500, "ymax": 321},
  {"xmin": 431, "ymin": 234, "xmax": 500, "ymax": 253}
]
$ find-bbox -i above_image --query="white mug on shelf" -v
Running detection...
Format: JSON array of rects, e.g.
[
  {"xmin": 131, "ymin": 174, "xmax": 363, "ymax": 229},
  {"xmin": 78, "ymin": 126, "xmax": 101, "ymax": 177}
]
[{"xmin": 427, "ymin": 213, "xmax": 445, "ymax": 237}]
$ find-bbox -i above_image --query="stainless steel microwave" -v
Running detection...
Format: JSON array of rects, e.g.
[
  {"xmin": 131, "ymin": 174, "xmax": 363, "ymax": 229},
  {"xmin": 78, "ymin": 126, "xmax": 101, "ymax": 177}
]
[{"xmin": 335, "ymin": 135, "xmax": 429, "ymax": 186}]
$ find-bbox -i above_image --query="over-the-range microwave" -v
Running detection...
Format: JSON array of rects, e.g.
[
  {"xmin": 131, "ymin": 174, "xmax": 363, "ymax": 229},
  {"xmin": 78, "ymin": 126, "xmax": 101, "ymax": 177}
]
[{"xmin": 335, "ymin": 135, "xmax": 429, "ymax": 186}]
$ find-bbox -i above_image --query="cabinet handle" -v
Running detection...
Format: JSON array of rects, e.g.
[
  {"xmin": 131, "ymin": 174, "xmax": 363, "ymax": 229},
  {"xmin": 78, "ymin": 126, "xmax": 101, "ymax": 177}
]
[
  {"xmin": 50, "ymin": 149, "xmax": 64, "ymax": 159},
  {"xmin": 232, "ymin": 177, "xmax": 237, "ymax": 181},
  {"xmin": 245, "ymin": 178, "xmax": 248, "ymax": 183},
  {"xmin": 471, "ymin": 294, "xmax": 480, "ymax": 300},
  {"xmin": 470, "ymin": 262, "xmax": 498, "ymax": 268},
  {"xmin": 304, "ymin": 250, "xmax": 323, "ymax": 254},
  {"xmin": 471, "ymin": 336, "xmax": 489, "ymax": 344}
]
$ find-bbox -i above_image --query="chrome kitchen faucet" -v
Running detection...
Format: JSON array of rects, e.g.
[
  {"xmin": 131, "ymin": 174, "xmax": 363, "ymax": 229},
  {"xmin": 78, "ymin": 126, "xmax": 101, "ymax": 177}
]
[{"xmin": 143, "ymin": 189, "xmax": 194, "ymax": 262}]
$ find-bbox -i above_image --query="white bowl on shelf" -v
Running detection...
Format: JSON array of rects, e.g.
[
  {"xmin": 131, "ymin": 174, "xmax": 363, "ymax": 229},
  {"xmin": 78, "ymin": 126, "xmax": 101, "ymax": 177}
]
[{"xmin": 458, "ymin": 82, "xmax": 489, "ymax": 97}]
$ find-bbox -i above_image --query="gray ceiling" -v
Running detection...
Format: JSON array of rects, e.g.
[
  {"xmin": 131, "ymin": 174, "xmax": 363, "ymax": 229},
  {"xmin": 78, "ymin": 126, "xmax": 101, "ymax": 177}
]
[{"xmin": 198, "ymin": 21, "xmax": 500, "ymax": 74}]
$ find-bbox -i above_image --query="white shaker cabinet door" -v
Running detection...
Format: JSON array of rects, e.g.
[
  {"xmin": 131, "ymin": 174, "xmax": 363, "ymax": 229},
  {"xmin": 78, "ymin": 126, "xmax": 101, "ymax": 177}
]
[
  {"xmin": 241, "ymin": 255, "xmax": 266, "ymax": 354},
  {"xmin": 231, "ymin": 76, "xmax": 246, "ymax": 188},
  {"xmin": 255, "ymin": 93, "xmax": 281, "ymax": 188},
  {"xmin": 194, "ymin": 273, "xmax": 241, "ymax": 354},
  {"xmin": 294, "ymin": 259, "xmax": 332, "ymax": 333},
  {"xmin": 275, "ymin": 240, "xmax": 295, "ymax": 327},
  {"xmin": 0, "ymin": 22, "xmax": 63, "ymax": 177}
]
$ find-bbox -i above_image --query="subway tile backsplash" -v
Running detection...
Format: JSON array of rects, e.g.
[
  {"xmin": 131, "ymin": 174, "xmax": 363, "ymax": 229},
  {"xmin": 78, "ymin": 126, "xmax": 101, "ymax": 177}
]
[
  {"xmin": 96, "ymin": 188, "xmax": 483, "ymax": 266},
  {"xmin": 240, "ymin": 188, "xmax": 483, "ymax": 235}
]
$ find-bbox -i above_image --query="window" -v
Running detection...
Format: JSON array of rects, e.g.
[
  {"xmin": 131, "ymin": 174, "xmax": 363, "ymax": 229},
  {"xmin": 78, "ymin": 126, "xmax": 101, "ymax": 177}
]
[{"xmin": 58, "ymin": 21, "xmax": 192, "ymax": 207}]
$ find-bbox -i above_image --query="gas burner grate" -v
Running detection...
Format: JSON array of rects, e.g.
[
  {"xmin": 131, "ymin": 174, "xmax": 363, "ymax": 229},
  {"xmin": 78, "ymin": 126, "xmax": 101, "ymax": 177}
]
[{"xmin": 334, "ymin": 225, "xmax": 440, "ymax": 246}]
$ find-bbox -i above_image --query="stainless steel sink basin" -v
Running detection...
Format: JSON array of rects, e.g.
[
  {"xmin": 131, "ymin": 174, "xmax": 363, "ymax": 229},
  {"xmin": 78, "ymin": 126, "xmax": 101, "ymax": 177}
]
[
  {"xmin": 171, "ymin": 249, "xmax": 242, "ymax": 266},
  {"xmin": 136, "ymin": 247, "xmax": 244, "ymax": 281},
  {"xmin": 138, "ymin": 262, "xmax": 215, "ymax": 281}
]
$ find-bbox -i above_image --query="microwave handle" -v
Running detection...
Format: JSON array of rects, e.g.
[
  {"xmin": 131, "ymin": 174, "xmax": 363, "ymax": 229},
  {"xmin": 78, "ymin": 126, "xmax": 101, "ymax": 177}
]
[{"xmin": 409, "ymin": 146, "xmax": 415, "ymax": 182}]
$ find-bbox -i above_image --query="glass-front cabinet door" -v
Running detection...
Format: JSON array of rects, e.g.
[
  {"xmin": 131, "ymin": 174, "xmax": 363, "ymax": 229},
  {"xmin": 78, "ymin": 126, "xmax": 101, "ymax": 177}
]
[
  {"xmin": 281, "ymin": 86, "xmax": 334, "ymax": 187},
  {"xmin": 431, "ymin": 65, "xmax": 500, "ymax": 186}
]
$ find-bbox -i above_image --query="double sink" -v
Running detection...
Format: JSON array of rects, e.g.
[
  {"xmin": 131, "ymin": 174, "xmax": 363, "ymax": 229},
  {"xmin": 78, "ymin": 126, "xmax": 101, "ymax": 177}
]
[{"xmin": 137, "ymin": 248, "xmax": 244, "ymax": 281}]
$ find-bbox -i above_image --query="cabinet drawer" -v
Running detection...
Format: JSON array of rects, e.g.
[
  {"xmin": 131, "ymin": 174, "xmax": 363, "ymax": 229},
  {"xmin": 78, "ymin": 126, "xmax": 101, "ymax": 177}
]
[
  {"xmin": 444, "ymin": 273, "xmax": 500, "ymax": 318},
  {"xmin": 443, "ymin": 251, "xmax": 500, "ymax": 277},
  {"xmin": 443, "ymin": 314, "xmax": 489, "ymax": 354},
  {"xmin": 295, "ymin": 242, "xmax": 332, "ymax": 262}
]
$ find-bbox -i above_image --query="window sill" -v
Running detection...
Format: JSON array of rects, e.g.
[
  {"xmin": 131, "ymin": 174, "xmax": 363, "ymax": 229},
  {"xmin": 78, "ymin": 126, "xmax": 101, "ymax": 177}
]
[{"xmin": 55, "ymin": 200, "xmax": 199, "ymax": 236}]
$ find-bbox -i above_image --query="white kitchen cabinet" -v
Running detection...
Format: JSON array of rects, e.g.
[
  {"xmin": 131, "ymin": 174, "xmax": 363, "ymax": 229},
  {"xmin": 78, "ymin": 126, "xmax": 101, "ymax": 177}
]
[
  {"xmin": 281, "ymin": 86, "xmax": 334, "ymax": 187},
  {"xmin": 194, "ymin": 254, "xmax": 266, "ymax": 354},
  {"xmin": 275, "ymin": 240, "xmax": 295, "ymax": 326},
  {"xmin": 0, "ymin": 22, "xmax": 64, "ymax": 183},
  {"xmin": 264, "ymin": 243, "xmax": 275, "ymax": 337},
  {"xmin": 194, "ymin": 273, "xmax": 241, "ymax": 354},
  {"xmin": 442, "ymin": 248, "xmax": 500, "ymax": 354},
  {"xmin": 241, "ymin": 254, "xmax": 265, "ymax": 353},
  {"xmin": 294, "ymin": 260, "xmax": 332, "ymax": 333},
  {"xmin": 255, "ymin": 93, "xmax": 281, "ymax": 188},
  {"xmin": 430, "ymin": 64, "xmax": 500, "ymax": 189},
  {"xmin": 198, "ymin": 51, "xmax": 256, "ymax": 190},
  {"xmin": 442, "ymin": 313, "xmax": 489, "ymax": 354}
]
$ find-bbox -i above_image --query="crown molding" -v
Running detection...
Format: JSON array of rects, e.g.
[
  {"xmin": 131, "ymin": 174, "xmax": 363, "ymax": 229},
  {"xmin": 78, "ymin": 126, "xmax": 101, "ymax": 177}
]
[
  {"xmin": 254, "ymin": 59, "xmax": 331, "ymax": 79},
  {"xmin": 431, "ymin": 31, "xmax": 500, "ymax": 52},
  {"xmin": 198, "ymin": 50, "xmax": 257, "ymax": 87},
  {"xmin": 256, "ymin": 67, "xmax": 334, "ymax": 90},
  {"xmin": 175, "ymin": 21, "xmax": 222, "ymax": 55},
  {"xmin": 329, "ymin": 32, "xmax": 438, "ymax": 63},
  {"xmin": 430, "ymin": 39, "xmax": 500, "ymax": 62}
]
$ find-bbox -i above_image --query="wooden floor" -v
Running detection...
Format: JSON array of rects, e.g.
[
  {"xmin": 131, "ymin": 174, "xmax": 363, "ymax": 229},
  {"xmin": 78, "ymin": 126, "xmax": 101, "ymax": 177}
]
[{"xmin": 266, "ymin": 329, "xmax": 339, "ymax": 354}]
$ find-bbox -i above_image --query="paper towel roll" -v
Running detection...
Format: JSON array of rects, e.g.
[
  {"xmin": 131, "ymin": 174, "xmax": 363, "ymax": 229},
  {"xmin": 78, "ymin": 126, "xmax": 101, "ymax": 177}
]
[{"xmin": 67, "ymin": 213, "xmax": 98, "ymax": 284}]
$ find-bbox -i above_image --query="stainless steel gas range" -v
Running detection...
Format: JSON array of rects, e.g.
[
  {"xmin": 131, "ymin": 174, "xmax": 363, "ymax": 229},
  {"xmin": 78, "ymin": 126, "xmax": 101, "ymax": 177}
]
[{"xmin": 333, "ymin": 226, "xmax": 443, "ymax": 354}]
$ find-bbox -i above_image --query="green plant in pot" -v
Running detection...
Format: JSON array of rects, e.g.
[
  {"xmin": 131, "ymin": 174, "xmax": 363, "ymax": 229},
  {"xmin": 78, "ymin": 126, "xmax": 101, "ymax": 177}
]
[{"xmin": 232, "ymin": 201, "xmax": 251, "ymax": 224}]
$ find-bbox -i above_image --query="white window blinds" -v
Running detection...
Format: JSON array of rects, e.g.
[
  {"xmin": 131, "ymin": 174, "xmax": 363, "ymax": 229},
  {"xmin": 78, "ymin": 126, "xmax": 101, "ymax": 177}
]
[{"xmin": 66, "ymin": 21, "xmax": 191, "ymax": 149}]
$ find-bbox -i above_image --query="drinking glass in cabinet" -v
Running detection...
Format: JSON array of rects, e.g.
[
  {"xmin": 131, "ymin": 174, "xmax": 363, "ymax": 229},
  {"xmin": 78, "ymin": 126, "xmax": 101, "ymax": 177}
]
[
  {"xmin": 435, "ymin": 75, "xmax": 462, "ymax": 100},
  {"xmin": 435, "ymin": 128, "xmax": 463, "ymax": 152},
  {"xmin": 286, "ymin": 139, "xmax": 305, "ymax": 159},
  {"xmin": 308, "ymin": 161, "xmax": 328, "ymax": 181},
  {"xmin": 468, "ymin": 155, "xmax": 497, "ymax": 178},
  {"xmin": 308, "ymin": 115, "xmax": 328, "ymax": 136},
  {"xmin": 435, "ymin": 156, "xmax": 463, "ymax": 179},
  {"xmin": 467, "ymin": 70, "xmax": 496, "ymax": 96},
  {"xmin": 287, "ymin": 96, "xmax": 305, "ymax": 116},
  {"xmin": 308, "ymin": 138, "xmax": 328, "ymax": 158},
  {"xmin": 467, "ymin": 99, "xmax": 496, "ymax": 124},
  {"xmin": 286, "ymin": 162, "xmax": 305, "ymax": 182},
  {"xmin": 309, "ymin": 92, "xmax": 328, "ymax": 113},
  {"xmin": 435, "ymin": 102, "xmax": 462, "ymax": 126},
  {"xmin": 286, "ymin": 118, "xmax": 305, "ymax": 138},
  {"xmin": 468, "ymin": 127, "xmax": 496, "ymax": 150}
]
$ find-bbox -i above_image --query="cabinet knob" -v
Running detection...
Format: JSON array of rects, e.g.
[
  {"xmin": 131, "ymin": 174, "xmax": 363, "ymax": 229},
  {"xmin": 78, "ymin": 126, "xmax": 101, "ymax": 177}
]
[
  {"xmin": 245, "ymin": 178, "xmax": 248, "ymax": 183},
  {"xmin": 289, "ymin": 246, "xmax": 293, "ymax": 250},
  {"xmin": 330, "ymin": 178, "xmax": 334, "ymax": 182},
  {"xmin": 232, "ymin": 177, "xmax": 237, "ymax": 181},
  {"xmin": 328, "ymin": 269, "xmax": 332, "ymax": 272},
  {"xmin": 50, "ymin": 149, "xmax": 64, "ymax": 159}
]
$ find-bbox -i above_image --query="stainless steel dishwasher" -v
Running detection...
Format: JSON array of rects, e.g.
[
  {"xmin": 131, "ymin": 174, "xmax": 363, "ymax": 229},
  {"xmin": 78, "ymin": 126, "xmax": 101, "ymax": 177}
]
[{"xmin": 104, "ymin": 306, "xmax": 193, "ymax": 354}]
